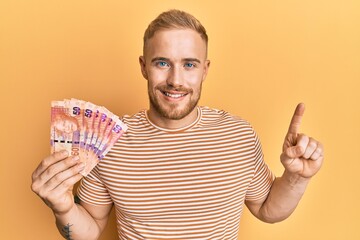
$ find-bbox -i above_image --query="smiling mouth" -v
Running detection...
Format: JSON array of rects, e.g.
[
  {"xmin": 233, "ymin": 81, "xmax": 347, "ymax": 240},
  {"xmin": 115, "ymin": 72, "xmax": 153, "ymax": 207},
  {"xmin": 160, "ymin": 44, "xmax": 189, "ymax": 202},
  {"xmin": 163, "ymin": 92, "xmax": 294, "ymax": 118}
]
[{"xmin": 161, "ymin": 91, "xmax": 188, "ymax": 99}]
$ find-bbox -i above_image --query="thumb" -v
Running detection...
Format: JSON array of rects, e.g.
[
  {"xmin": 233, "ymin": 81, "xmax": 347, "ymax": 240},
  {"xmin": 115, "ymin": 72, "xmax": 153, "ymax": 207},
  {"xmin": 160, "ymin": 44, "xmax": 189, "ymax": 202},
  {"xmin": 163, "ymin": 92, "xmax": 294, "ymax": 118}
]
[{"xmin": 283, "ymin": 145, "xmax": 304, "ymax": 159}]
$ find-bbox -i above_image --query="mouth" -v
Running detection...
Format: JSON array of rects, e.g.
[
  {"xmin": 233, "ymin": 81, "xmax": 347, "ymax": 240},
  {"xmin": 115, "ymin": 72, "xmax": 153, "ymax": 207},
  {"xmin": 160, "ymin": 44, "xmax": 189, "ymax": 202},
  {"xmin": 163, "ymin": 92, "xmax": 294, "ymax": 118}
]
[{"xmin": 160, "ymin": 90, "xmax": 188, "ymax": 100}]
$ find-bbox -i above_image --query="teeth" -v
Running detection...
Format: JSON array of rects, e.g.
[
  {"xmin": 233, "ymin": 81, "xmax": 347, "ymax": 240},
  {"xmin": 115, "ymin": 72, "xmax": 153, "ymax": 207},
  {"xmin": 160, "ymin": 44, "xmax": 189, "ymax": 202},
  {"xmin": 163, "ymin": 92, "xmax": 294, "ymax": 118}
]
[{"xmin": 164, "ymin": 92, "xmax": 186, "ymax": 98}]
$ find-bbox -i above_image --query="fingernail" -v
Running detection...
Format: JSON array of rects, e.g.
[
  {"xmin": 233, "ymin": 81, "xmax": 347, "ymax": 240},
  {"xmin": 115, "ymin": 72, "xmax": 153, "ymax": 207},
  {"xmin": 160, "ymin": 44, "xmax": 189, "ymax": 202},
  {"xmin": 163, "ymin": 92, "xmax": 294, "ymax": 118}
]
[{"xmin": 73, "ymin": 156, "xmax": 80, "ymax": 161}]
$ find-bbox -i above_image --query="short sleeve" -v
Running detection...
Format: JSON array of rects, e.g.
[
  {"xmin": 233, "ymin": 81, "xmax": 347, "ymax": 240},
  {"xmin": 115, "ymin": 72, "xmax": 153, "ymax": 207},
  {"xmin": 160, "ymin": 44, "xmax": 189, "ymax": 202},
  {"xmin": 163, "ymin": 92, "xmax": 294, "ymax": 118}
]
[
  {"xmin": 77, "ymin": 166, "xmax": 113, "ymax": 205},
  {"xmin": 245, "ymin": 128, "xmax": 276, "ymax": 202}
]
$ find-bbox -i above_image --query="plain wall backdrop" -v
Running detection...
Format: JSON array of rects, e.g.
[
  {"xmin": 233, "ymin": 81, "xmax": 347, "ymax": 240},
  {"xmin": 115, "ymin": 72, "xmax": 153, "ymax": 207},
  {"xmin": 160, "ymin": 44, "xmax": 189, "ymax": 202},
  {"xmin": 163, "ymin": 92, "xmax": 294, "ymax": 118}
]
[{"xmin": 1, "ymin": 0, "xmax": 359, "ymax": 239}]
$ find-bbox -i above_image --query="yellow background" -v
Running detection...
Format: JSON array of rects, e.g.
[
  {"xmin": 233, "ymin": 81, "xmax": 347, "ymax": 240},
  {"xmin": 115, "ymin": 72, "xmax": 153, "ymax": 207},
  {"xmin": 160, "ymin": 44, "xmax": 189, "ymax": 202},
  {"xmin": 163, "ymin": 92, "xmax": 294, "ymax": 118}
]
[{"xmin": 1, "ymin": 0, "xmax": 359, "ymax": 239}]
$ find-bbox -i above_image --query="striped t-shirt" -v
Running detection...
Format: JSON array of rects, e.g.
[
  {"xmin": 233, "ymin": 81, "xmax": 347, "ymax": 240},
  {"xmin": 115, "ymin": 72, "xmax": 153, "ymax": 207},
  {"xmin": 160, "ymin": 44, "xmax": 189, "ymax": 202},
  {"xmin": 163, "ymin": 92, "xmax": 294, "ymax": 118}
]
[{"xmin": 77, "ymin": 106, "xmax": 275, "ymax": 240}]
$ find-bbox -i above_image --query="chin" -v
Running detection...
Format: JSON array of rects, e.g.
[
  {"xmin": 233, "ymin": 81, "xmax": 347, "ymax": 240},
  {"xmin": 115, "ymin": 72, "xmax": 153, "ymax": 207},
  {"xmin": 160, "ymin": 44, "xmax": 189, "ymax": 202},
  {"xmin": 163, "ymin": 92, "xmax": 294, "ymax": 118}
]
[
  {"xmin": 149, "ymin": 90, "xmax": 200, "ymax": 120},
  {"xmin": 159, "ymin": 105, "xmax": 193, "ymax": 120}
]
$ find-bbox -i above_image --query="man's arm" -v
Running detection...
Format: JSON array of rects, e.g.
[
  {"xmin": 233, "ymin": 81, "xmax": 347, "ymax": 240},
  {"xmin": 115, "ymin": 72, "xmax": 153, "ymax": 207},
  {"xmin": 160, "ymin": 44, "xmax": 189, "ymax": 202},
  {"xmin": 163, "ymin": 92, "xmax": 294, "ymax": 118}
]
[
  {"xmin": 54, "ymin": 201, "xmax": 112, "ymax": 240},
  {"xmin": 246, "ymin": 103, "xmax": 324, "ymax": 223},
  {"xmin": 31, "ymin": 151, "xmax": 112, "ymax": 239},
  {"xmin": 246, "ymin": 171, "xmax": 310, "ymax": 223}
]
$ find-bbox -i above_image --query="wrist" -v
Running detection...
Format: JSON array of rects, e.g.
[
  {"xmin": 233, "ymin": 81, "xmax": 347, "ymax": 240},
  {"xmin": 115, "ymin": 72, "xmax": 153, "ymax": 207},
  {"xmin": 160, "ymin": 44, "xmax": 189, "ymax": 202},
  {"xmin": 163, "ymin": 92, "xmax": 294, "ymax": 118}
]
[
  {"xmin": 53, "ymin": 202, "xmax": 78, "ymax": 220},
  {"xmin": 282, "ymin": 170, "xmax": 311, "ymax": 188}
]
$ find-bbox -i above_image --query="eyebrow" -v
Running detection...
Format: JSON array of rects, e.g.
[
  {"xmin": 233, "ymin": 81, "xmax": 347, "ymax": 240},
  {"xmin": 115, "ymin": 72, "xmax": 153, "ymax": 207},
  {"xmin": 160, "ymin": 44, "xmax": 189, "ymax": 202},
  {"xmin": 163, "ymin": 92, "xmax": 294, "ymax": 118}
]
[
  {"xmin": 151, "ymin": 57, "xmax": 202, "ymax": 64},
  {"xmin": 151, "ymin": 57, "xmax": 169, "ymax": 63},
  {"xmin": 183, "ymin": 58, "xmax": 201, "ymax": 64}
]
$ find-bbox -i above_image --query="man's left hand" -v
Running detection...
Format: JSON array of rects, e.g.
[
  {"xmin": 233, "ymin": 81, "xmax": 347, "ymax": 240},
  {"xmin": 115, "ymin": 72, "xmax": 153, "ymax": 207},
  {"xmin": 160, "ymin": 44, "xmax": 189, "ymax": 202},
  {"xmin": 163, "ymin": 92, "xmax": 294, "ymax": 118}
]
[{"xmin": 280, "ymin": 103, "xmax": 324, "ymax": 178}]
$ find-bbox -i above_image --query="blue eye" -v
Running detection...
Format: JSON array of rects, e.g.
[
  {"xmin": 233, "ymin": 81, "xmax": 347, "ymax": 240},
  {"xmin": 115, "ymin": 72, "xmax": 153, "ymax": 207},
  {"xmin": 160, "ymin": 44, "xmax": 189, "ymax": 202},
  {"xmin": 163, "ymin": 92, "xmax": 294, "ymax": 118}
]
[
  {"xmin": 185, "ymin": 63, "xmax": 195, "ymax": 68},
  {"xmin": 157, "ymin": 61, "xmax": 169, "ymax": 67}
]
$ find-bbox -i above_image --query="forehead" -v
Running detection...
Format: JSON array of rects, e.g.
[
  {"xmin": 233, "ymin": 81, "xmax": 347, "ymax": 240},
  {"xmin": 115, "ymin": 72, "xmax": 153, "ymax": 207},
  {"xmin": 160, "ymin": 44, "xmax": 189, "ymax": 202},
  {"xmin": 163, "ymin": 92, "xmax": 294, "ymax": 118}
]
[{"xmin": 144, "ymin": 29, "xmax": 207, "ymax": 60}]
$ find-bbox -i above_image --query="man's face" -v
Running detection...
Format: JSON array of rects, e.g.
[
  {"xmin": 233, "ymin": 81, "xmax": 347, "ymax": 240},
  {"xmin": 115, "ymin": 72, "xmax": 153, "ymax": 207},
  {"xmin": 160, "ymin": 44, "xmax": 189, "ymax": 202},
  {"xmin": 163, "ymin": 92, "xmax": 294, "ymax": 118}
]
[
  {"xmin": 140, "ymin": 29, "xmax": 210, "ymax": 120},
  {"xmin": 54, "ymin": 119, "xmax": 77, "ymax": 134}
]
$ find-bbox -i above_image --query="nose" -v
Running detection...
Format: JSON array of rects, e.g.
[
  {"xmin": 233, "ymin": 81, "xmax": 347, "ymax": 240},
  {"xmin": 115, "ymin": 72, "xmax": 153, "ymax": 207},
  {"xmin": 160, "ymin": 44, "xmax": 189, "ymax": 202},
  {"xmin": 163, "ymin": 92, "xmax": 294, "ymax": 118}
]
[
  {"xmin": 65, "ymin": 123, "xmax": 71, "ymax": 133},
  {"xmin": 166, "ymin": 64, "xmax": 184, "ymax": 87}
]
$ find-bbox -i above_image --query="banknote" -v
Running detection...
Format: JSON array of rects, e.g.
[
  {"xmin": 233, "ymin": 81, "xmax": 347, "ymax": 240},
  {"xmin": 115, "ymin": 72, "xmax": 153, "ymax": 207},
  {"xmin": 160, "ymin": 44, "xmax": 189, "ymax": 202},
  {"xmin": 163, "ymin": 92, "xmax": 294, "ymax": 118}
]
[
  {"xmin": 50, "ymin": 99, "xmax": 127, "ymax": 176},
  {"xmin": 51, "ymin": 100, "xmax": 80, "ymax": 157}
]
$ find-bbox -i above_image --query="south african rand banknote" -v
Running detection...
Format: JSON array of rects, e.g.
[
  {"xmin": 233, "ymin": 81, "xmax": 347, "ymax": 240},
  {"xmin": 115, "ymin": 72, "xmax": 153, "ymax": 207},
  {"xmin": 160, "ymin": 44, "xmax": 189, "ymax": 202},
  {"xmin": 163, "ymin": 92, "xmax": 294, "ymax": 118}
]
[{"xmin": 50, "ymin": 99, "xmax": 127, "ymax": 176}]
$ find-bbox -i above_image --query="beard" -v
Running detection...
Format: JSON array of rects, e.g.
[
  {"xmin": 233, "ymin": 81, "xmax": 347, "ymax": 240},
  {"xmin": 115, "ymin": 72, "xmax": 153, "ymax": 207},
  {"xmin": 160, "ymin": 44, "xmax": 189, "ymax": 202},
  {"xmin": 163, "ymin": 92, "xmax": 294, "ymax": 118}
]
[{"xmin": 148, "ymin": 83, "xmax": 202, "ymax": 120}]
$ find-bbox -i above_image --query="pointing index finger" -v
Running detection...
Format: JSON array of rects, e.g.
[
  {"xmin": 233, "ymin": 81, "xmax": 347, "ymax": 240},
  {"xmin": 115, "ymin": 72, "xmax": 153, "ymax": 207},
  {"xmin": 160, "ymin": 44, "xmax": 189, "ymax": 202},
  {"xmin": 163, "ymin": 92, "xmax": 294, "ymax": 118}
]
[{"xmin": 287, "ymin": 103, "xmax": 305, "ymax": 134}]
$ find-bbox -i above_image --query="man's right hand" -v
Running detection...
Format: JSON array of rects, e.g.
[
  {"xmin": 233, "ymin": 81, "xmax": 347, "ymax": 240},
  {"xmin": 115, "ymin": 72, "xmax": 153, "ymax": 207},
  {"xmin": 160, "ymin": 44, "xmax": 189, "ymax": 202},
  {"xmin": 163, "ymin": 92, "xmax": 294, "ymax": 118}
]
[{"xmin": 31, "ymin": 150, "xmax": 85, "ymax": 215}]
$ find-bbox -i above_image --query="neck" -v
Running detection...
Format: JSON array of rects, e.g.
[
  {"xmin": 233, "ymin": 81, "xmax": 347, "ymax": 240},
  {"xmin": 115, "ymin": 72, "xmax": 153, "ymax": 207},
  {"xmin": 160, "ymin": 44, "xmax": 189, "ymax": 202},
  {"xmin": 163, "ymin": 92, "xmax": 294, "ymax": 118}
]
[{"xmin": 147, "ymin": 107, "xmax": 199, "ymax": 129}]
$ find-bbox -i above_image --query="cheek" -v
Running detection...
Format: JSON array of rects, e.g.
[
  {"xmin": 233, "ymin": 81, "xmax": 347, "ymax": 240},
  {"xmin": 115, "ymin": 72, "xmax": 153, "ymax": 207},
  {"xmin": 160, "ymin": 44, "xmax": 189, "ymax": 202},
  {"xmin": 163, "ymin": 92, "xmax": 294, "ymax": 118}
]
[
  {"xmin": 185, "ymin": 71, "xmax": 204, "ymax": 86},
  {"xmin": 147, "ymin": 69, "xmax": 168, "ymax": 84},
  {"xmin": 55, "ymin": 122, "xmax": 63, "ymax": 129}
]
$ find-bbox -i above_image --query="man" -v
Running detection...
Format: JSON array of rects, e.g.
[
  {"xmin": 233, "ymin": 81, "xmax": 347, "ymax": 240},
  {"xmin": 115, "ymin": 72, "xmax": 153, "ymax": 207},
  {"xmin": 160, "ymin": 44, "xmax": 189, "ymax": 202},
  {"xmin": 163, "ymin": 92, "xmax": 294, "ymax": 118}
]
[{"xmin": 31, "ymin": 9, "xmax": 324, "ymax": 240}]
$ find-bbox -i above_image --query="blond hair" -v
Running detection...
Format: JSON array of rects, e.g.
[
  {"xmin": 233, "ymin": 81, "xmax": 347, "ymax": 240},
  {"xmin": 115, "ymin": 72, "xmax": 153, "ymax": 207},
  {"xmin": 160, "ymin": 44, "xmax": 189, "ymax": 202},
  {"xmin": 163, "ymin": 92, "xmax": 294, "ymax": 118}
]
[{"xmin": 143, "ymin": 9, "xmax": 208, "ymax": 54}]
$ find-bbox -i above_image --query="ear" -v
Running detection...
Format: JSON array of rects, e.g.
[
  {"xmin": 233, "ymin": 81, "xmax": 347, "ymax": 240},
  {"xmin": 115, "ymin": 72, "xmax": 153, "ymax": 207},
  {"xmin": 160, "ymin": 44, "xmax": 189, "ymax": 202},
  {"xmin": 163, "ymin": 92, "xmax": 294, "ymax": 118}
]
[
  {"xmin": 202, "ymin": 59, "xmax": 211, "ymax": 82},
  {"xmin": 139, "ymin": 56, "xmax": 148, "ymax": 80}
]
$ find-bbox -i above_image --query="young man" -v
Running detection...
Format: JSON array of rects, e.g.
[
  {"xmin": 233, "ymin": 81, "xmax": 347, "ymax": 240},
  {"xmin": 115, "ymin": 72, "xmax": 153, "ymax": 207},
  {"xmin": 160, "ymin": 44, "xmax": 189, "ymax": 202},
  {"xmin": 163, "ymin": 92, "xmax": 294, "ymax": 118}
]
[{"xmin": 31, "ymin": 9, "xmax": 324, "ymax": 240}]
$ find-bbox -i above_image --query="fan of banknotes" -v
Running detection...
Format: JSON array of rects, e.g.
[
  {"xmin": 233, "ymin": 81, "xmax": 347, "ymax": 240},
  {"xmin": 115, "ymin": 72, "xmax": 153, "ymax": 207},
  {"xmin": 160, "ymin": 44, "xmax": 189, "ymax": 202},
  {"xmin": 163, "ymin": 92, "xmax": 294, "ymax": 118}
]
[{"xmin": 50, "ymin": 98, "xmax": 127, "ymax": 176}]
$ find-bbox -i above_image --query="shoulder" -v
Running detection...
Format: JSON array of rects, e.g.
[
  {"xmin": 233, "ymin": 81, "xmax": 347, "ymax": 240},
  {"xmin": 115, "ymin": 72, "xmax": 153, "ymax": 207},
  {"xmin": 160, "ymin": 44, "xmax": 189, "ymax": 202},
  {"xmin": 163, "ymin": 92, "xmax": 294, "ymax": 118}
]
[
  {"xmin": 200, "ymin": 106, "xmax": 254, "ymax": 130},
  {"xmin": 119, "ymin": 110, "xmax": 149, "ymax": 132},
  {"xmin": 199, "ymin": 106, "xmax": 261, "ymax": 152},
  {"xmin": 120, "ymin": 110, "xmax": 146, "ymax": 123},
  {"xmin": 199, "ymin": 106, "xmax": 258, "ymax": 141}
]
